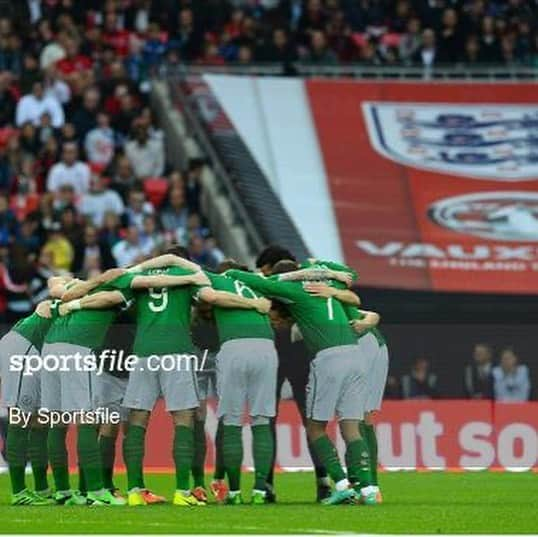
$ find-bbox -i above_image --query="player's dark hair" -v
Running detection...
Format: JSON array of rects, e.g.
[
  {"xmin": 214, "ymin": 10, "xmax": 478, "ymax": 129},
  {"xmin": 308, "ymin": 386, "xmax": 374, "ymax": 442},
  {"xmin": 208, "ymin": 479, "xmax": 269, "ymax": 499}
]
[
  {"xmin": 255, "ymin": 244, "xmax": 296, "ymax": 269},
  {"xmin": 165, "ymin": 244, "xmax": 191, "ymax": 260},
  {"xmin": 217, "ymin": 259, "xmax": 248, "ymax": 273},
  {"xmin": 271, "ymin": 259, "xmax": 299, "ymax": 275}
]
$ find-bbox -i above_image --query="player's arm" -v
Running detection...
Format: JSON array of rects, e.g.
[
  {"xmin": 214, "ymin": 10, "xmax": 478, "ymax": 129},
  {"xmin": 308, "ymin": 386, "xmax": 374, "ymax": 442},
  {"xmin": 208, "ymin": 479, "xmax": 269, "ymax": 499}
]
[
  {"xmin": 130, "ymin": 271, "xmax": 210, "ymax": 289},
  {"xmin": 350, "ymin": 309, "xmax": 381, "ymax": 334},
  {"xmin": 225, "ymin": 269, "xmax": 296, "ymax": 302},
  {"xmin": 278, "ymin": 267, "xmax": 353, "ymax": 287},
  {"xmin": 306, "ymin": 259, "xmax": 358, "ymax": 285},
  {"xmin": 128, "ymin": 254, "xmax": 201, "ymax": 273},
  {"xmin": 35, "ymin": 300, "xmax": 53, "ymax": 319},
  {"xmin": 59, "ymin": 290, "xmax": 126, "ymax": 316},
  {"xmin": 304, "ymin": 282, "xmax": 361, "ymax": 306},
  {"xmin": 198, "ymin": 287, "xmax": 271, "ymax": 314},
  {"xmin": 60, "ymin": 268, "xmax": 126, "ymax": 302}
]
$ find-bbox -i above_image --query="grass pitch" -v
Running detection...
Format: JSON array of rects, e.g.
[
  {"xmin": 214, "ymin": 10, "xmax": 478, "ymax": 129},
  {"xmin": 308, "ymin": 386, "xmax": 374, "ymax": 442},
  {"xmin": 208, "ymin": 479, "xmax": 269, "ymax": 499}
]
[{"xmin": 1, "ymin": 471, "xmax": 537, "ymax": 534}]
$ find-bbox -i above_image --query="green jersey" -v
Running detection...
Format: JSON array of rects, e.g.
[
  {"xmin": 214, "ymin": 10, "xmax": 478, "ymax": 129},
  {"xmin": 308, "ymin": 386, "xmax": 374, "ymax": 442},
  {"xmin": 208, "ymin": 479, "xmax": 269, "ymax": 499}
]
[
  {"xmin": 45, "ymin": 273, "xmax": 135, "ymax": 349},
  {"xmin": 303, "ymin": 261, "xmax": 386, "ymax": 348},
  {"xmin": 205, "ymin": 271, "xmax": 273, "ymax": 345},
  {"xmin": 226, "ymin": 270, "xmax": 356, "ymax": 355},
  {"xmin": 12, "ymin": 301, "xmax": 60, "ymax": 351},
  {"xmin": 131, "ymin": 267, "xmax": 202, "ymax": 356}
]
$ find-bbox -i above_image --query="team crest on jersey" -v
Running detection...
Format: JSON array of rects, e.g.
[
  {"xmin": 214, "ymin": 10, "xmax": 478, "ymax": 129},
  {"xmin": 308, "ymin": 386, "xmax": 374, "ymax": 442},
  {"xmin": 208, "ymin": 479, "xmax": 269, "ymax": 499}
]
[
  {"xmin": 362, "ymin": 102, "xmax": 538, "ymax": 180},
  {"xmin": 428, "ymin": 191, "xmax": 538, "ymax": 241}
]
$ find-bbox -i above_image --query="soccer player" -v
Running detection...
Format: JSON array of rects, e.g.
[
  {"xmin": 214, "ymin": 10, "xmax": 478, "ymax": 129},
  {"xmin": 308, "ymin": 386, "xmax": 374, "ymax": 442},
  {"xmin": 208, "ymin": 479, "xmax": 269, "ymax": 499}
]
[
  {"xmin": 0, "ymin": 299, "xmax": 57, "ymax": 505},
  {"xmin": 255, "ymin": 245, "xmax": 331, "ymax": 502},
  {"xmin": 41, "ymin": 269, "xmax": 134, "ymax": 506},
  {"xmin": 226, "ymin": 262, "xmax": 376, "ymax": 505},
  {"xmin": 286, "ymin": 261, "xmax": 388, "ymax": 502},
  {"xmin": 205, "ymin": 261, "xmax": 278, "ymax": 505}
]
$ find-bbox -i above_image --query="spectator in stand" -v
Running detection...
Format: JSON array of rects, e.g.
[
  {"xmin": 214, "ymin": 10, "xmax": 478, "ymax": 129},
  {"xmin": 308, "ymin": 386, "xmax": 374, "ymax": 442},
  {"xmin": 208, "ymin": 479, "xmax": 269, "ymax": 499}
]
[
  {"xmin": 464, "ymin": 343, "xmax": 494, "ymax": 399},
  {"xmin": 79, "ymin": 173, "xmax": 125, "ymax": 228},
  {"xmin": 139, "ymin": 214, "xmax": 163, "ymax": 257},
  {"xmin": 71, "ymin": 86, "xmax": 100, "ymax": 144},
  {"xmin": 15, "ymin": 79, "xmax": 64, "ymax": 128},
  {"xmin": 479, "ymin": 16, "xmax": 502, "ymax": 63},
  {"xmin": 100, "ymin": 211, "xmax": 123, "ymax": 251},
  {"xmin": 189, "ymin": 234, "xmax": 219, "ymax": 270},
  {"xmin": 437, "ymin": 8, "xmax": 463, "ymax": 63},
  {"xmin": 47, "ymin": 141, "xmax": 90, "ymax": 195},
  {"xmin": 0, "ymin": 71, "xmax": 16, "ymax": 126},
  {"xmin": 0, "ymin": 191, "xmax": 17, "ymax": 252},
  {"xmin": 161, "ymin": 185, "xmax": 189, "ymax": 240},
  {"xmin": 110, "ymin": 155, "xmax": 137, "ymax": 202},
  {"xmin": 170, "ymin": 7, "xmax": 203, "ymax": 61},
  {"xmin": 73, "ymin": 224, "xmax": 115, "ymax": 277},
  {"xmin": 112, "ymin": 224, "xmax": 147, "ymax": 267},
  {"xmin": 58, "ymin": 204, "xmax": 83, "ymax": 249},
  {"xmin": 85, "ymin": 111, "xmax": 116, "ymax": 169},
  {"xmin": 125, "ymin": 123, "xmax": 164, "ymax": 179},
  {"xmin": 399, "ymin": 17, "xmax": 422, "ymax": 65},
  {"xmin": 493, "ymin": 348, "xmax": 531, "ymax": 402},
  {"xmin": 41, "ymin": 222, "xmax": 74, "ymax": 272},
  {"xmin": 304, "ymin": 30, "xmax": 337, "ymax": 64},
  {"xmin": 124, "ymin": 186, "xmax": 154, "ymax": 231},
  {"xmin": 401, "ymin": 357, "xmax": 438, "ymax": 399},
  {"xmin": 413, "ymin": 28, "xmax": 437, "ymax": 67}
]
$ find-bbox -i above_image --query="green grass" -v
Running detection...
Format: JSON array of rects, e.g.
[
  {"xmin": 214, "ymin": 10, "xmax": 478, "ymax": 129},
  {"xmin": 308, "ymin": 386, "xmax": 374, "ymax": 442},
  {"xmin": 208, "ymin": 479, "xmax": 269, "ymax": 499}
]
[{"xmin": 1, "ymin": 471, "xmax": 537, "ymax": 534}]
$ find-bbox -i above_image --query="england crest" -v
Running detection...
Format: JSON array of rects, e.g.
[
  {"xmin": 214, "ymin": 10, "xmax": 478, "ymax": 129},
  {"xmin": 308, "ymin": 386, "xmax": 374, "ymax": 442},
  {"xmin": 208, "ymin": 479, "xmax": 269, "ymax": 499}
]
[
  {"xmin": 362, "ymin": 102, "xmax": 538, "ymax": 180},
  {"xmin": 429, "ymin": 191, "xmax": 538, "ymax": 241}
]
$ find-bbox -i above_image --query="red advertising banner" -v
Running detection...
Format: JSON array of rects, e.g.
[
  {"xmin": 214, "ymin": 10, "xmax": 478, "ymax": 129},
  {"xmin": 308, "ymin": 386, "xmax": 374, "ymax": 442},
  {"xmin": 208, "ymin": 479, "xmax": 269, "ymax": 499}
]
[
  {"xmin": 66, "ymin": 400, "xmax": 538, "ymax": 472},
  {"xmin": 306, "ymin": 80, "xmax": 538, "ymax": 293}
]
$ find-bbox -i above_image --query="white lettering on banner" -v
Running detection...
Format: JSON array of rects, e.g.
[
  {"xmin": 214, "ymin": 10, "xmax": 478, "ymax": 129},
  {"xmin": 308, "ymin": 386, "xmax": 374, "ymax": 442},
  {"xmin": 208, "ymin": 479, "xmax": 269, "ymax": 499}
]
[
  {"xmin": 497, "ymin": 424, "xmax": 538, "ymax": 471},
  {"xmin": 356, "ymin": 240, "xmax": 538, "ymax": 272},
  {"xmin": 459, "ymin": 422, "xmax": 495, "ymax": 469},
  {"xmin": 377, "ymin": 423, "xmax": 417, "ymax": 468},
  {"xmin": 416, "ymin": 412, "xmax": 446, "ymax": 469}
]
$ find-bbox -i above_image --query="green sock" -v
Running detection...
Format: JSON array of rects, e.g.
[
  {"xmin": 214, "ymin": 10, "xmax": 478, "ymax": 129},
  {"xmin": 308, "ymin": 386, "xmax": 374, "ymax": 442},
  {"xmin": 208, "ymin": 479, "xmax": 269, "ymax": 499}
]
[
  {"xmin": 222, "ymin": 425, "xmax": 243, "ymax": 491},
  {"xmin": 311, "ymin": 435, "xmax": 346, "ymax": 484},
  {"xmin": 173, "ymin": 425, "xmax": 194, "ymax": 491},
  {"xmin": 361, "ymin": 423, "xmax": 379, "ymax": 486},
  {"xmin": 192, "ymin": 420, "xmax": 206, "ymax": 488},
  {"xmin": 213, "ymin": 420, "xmax": 225, "ymax": 480},
  {"xmin": 345, "ymin": 438, "xmax": 372, "ymax": 490},
  {"xmin": 77, "ymin": 425, "xmax": 103, "ymax": 492},
  {"xmin": 28, "ymin": 427, "xmax": 49, "ymax": 492},
  {"xmin": 123, "ymin": 424, "xmax": 146, "ymax": 491},
  {"xmin": 6, "ymin": 425, "xmax": 29, "ymax": 494},
  {"xmin": 251, "ymin": 424, "xmax": 274, "ymax": 490},
  {"xmin": 78, "ymin": 465, "xmax": 87, "ymax": 494},
  {"xmin": 48, "ymin": 427, "xmax": 70, "ymax": 492},
  {"xmin": 99, "ymin": 435, "xmax": 116, "ymax": 490}
]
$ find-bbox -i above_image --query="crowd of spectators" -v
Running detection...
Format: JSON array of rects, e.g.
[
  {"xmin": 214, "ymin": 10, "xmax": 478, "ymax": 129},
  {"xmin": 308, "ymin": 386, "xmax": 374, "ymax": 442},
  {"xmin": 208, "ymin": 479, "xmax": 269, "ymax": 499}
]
[
  {"xmin": 1, "ymin": 1, "xmax": 537, "ymax": 81},
  {"xmin": 0, "ymin": 1, "xmax": 235, "ymax": 324},
  {"xmin": 386, "ymin": 344, "xmax": 532, "ymax": 400}
]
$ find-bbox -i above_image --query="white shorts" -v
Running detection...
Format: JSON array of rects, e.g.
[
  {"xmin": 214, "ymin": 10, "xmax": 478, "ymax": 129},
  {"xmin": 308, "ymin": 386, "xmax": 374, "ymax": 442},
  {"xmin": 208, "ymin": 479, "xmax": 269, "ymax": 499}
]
[
  {"xmin": 360, "ymin": 333, "xmax": 389, "ymax": 413},
  {"xmin": 0, "ymin": 331, "xmax": 41, "ymax": 413},
  {"xmin": 306, "ymin": 344, "xmax": 372, "ymax": 422},
  {"xmin": 123, "ymin": 355, "xmax": 200, "ymax": 412}
]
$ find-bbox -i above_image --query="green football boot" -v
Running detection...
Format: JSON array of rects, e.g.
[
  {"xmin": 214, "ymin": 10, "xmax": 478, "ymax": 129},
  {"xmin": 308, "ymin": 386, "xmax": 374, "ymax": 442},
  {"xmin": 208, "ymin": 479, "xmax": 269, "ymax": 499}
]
[
  {"xmin": 225, "ymin": 492, "xmax": 244, "ymax": 505},
  {"xmin": 251, "ymin": 490, "xmax": 268, "ymax": 505},
  {"xmin": 11, "ymin": 489, "xmax": 51, "ymax": 506},
  {"xmin": 87, "ymin": 489, "xmax": 127, "ymax": 506},
  {"xmin": 321, "ymin": 487, "xmax": 358, "ymax": 506}
]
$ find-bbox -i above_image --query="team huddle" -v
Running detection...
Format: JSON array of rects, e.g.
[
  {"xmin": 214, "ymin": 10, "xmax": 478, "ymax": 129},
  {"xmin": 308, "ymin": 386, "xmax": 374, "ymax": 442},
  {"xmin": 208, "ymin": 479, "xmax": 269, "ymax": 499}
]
[{"xmin": 0, "ymin": 244, "xmax": 388, "ymax": 507}]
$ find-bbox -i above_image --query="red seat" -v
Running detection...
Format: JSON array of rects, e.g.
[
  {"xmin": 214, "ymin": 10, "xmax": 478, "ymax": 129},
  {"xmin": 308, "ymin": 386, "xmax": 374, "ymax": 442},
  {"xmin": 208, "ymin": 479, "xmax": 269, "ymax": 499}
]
[{"xmin": 144, "ymin": 177, "xmax": 169, "ymax": 208}]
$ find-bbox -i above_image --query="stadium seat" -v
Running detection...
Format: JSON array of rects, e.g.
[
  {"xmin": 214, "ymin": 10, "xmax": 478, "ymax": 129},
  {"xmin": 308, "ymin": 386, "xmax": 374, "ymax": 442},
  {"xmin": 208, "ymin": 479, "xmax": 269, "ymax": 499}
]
[{"xmin": 143, "ymin": 177, "xmax": 169, "ymax": 208}]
